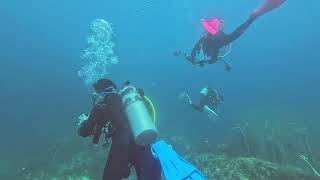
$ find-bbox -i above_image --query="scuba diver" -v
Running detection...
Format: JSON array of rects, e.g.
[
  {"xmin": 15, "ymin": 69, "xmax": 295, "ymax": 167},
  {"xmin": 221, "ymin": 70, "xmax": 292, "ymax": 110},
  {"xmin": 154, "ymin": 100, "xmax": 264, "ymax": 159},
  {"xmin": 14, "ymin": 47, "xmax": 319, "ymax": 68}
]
[
  {"xmin": 188, "ymin": 16, "xmax": 255, "ymax": 66},
  {"xmin": 78, "ymin": 79, "xmax": 161, "ymax": 180},
  {"xmin": 173, "ymin": 0, "xmax": 286, "ymax": 69},
  {"xmin": 179, "ymin": 86, "xmax": 224, "ymax": 122}
]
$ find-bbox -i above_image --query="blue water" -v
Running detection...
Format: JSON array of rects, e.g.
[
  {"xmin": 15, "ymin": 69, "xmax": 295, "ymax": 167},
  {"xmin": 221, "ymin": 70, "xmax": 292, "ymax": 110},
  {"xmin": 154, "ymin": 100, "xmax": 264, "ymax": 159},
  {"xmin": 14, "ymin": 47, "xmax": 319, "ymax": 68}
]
[{"xmin": 1, "ymin": 0, "xmax": 320, "ymax": 179}]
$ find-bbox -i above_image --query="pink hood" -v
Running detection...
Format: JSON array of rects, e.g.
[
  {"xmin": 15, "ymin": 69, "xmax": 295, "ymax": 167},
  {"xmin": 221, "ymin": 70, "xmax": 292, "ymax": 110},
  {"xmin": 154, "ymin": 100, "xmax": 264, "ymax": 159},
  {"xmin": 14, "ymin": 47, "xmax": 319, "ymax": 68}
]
[{"xmin": 201, "ymin": 18, "xmax": 221, "ymax": 36}]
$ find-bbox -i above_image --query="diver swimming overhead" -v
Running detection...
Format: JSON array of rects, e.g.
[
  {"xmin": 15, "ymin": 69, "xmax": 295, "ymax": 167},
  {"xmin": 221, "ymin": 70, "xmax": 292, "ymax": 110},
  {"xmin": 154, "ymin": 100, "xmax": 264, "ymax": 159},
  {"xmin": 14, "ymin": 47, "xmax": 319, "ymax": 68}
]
[{"xmin": 173, "ymin": 0, "xmax": 287, "ymax": 70}]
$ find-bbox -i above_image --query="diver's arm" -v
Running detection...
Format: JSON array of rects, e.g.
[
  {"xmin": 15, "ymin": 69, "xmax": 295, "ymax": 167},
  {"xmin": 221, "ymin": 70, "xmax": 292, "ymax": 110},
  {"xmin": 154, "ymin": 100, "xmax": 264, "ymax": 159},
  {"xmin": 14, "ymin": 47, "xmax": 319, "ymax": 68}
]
[
  {"xmin": 78, "ymin": 105, "xmax": 102, "ymax": 137},
  {"xmin": 191, "ymin": 37, "xmax": 204, "ymax": 61},
  {"xmin": 221, "ymin": 17, "xmax": 255, "ymax": 46},
  {"xmin": 191, "ymin": 103, "xmax": 203, "ymax": 112}
]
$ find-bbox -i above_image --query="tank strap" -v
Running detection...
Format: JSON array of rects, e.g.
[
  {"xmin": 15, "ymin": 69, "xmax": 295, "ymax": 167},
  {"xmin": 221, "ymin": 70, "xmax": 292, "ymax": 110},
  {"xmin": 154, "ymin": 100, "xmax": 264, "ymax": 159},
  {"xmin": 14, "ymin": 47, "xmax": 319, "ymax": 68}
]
[{"xmin": 101, "ymin": 87, "xmax": 120, "ymax": 96}]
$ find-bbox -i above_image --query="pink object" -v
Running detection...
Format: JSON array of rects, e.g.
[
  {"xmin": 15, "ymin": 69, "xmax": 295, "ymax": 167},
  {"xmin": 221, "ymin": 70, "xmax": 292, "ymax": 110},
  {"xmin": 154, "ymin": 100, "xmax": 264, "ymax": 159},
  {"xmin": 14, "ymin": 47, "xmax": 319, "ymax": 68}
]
[
  {"xmin": 251, "ymin": 0, "xmax": 286, "ymax": 19},
  {"xmin": 201, "ymin": 18, "xmax": 221, "ymax": 36}
]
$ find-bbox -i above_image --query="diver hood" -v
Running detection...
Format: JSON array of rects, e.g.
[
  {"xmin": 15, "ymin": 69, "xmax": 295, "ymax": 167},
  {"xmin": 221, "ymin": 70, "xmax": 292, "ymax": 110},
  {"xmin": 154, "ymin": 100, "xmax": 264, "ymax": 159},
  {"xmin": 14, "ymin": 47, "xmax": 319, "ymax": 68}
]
[{"xmin": 201, "ymin": 18, "xmax": 221, "ymax": 36}]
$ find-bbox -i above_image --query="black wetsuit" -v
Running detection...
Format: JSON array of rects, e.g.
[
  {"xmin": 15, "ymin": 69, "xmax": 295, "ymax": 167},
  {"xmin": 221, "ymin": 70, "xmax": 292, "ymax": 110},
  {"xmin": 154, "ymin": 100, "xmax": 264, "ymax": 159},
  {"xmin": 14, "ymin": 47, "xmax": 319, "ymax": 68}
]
[
  {"xmin": 190, "ymin": 17, "xmax": 255, "ymax": 65},
  {"xmin": 78, "ymin": 93, "xmax": 161, "ymax": 180},
  {"xmin": 191, "ymin": 90, "xmax": 223, "ymax": 112}
]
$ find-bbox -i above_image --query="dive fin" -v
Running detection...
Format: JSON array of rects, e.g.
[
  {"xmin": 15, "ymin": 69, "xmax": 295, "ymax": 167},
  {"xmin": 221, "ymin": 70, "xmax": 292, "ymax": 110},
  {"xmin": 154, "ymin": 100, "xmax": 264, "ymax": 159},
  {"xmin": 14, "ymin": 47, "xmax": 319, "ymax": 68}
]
[
  {"xmin": 152, "ymin": 140, "xmax": 206, "ymax": 180},
  {"xmin": 252, "ymin": 0, "xmax": 286, "ymax": 19}
]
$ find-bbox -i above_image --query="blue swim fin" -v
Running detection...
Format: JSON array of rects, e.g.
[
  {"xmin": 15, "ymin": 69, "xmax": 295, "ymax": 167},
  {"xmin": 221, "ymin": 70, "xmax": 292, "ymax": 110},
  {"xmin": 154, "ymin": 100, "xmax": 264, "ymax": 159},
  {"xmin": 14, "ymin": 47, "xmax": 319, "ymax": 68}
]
[{"xmin": 151, "ymin": 140, "xmax": 206, "ymax": 180}]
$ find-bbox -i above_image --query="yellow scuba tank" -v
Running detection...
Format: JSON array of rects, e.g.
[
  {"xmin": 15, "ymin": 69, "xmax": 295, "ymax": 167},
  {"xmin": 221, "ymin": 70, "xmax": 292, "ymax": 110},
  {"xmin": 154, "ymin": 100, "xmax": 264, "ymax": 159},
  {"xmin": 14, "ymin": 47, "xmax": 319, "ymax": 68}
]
[{"xmin": 120, "ymin": 85, "xmax": 158, "ymax": 146}]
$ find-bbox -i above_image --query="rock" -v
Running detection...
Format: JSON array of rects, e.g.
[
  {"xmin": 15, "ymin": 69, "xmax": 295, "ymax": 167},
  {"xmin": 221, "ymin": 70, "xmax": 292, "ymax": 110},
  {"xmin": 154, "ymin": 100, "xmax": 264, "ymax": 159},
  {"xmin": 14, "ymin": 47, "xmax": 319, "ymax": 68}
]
[{"xmin": 191, "ymin": 153, "xmax": 318, "ymax": 180}]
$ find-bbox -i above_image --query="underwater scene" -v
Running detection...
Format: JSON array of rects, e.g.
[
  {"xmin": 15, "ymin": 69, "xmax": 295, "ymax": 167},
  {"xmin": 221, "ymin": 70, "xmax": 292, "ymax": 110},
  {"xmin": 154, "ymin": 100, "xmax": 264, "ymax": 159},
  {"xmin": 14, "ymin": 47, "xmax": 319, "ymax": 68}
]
[{"xmin": 1, "ymin": 0, "xmax": 320, "ymax": 179}]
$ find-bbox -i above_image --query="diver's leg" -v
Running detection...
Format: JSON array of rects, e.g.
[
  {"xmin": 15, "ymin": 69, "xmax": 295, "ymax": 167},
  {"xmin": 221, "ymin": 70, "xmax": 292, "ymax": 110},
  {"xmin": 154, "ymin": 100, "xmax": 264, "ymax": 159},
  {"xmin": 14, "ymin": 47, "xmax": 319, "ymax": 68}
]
[
  {"xmin": 133, "ymin": 145, "xmax": 161, "ymax": 180},
  {"xmin": 222, "ymin": 17, "xmax": 255, "ymax": 46},
  {"xmin": 102, "ymin": 130, "xmax": 132, "ymax": 180}
]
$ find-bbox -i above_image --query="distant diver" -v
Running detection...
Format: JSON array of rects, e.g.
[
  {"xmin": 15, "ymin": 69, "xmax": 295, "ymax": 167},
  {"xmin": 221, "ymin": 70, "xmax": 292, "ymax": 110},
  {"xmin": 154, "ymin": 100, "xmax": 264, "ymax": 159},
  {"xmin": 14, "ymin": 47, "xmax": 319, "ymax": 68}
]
[
  {"xmin": 174, "ymin": 0, "xmax": 286, "ymax": 69},
  {"xmin": 179, "ymin": 86, "xmax": 224, "ymax": 122}
]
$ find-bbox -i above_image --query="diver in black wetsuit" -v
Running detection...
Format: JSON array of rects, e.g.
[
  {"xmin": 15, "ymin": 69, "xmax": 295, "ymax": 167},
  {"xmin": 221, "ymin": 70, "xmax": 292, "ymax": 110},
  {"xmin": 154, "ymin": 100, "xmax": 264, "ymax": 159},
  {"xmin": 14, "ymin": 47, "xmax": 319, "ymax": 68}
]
[
  {"xmin": 191, "ymin": 87, "xmax": 224, "ymax": 114},
  {"xmin": 189, "ymin": 16, "xmax": 256, "ymax": 67},
  {"xmin": 180, "ymin": 87, "xmax": 224, "ymax": 121},
  {"xmin": 78, "ymin": 79, "xmax": 161, "ymax": 180}
]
